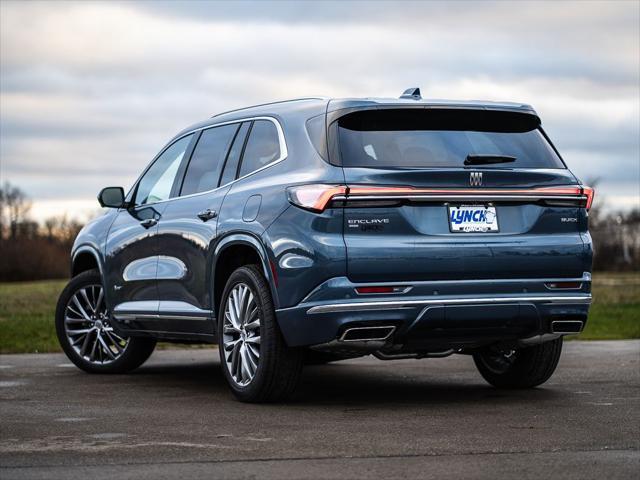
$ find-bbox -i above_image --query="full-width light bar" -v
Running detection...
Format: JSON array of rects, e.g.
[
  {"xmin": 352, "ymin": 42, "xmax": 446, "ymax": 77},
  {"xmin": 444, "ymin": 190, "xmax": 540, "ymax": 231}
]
[{"xmin": 287, "ymin": 184, "xmax": 594, "ymax": 212}]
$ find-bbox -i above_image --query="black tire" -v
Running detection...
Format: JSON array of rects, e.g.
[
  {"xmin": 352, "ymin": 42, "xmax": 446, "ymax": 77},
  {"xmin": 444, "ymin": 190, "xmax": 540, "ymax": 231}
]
[
  {"xmin": 473, "ymin": 338, "xmax": 563, "ymax": 389},
  {"xmin": 55, "ymin": 269, "xmax": 156, "ymax": 374},
  {"xmin": 218, "ymin": 265, "xmax": 303, "ymax": 402}
]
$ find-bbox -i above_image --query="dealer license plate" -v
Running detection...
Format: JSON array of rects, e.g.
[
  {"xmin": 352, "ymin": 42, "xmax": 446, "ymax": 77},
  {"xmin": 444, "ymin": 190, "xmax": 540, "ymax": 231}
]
[{"xmin": 448, "ymin": 205, "xmax": 499, "ymax": 233}]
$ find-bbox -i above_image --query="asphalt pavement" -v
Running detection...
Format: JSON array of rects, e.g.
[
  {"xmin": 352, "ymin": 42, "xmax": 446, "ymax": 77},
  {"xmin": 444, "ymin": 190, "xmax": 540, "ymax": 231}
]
[{"xmin": 1, "ymin": 341, "xmax": 639, "ymax": 479}]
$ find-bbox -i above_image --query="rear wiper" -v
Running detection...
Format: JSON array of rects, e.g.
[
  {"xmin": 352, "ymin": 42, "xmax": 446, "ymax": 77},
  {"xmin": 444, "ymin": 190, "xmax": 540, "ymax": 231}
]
[{"xmin": 465, "ymin": 154, "xmax": 516, "ymax": 166}]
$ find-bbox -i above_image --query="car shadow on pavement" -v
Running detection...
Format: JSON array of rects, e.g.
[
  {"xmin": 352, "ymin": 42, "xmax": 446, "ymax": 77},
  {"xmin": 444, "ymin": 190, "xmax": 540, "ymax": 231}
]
[{"xmin": 130, "ymin": 355, "xmax": 564, "ymax": 407}]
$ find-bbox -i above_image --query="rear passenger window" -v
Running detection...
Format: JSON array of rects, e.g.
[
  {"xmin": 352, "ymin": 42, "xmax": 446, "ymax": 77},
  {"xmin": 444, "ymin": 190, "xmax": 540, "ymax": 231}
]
[
  {"xmin": 180, "ymin": 124, "xmax": 238, "ymax": 196},
  {"xmin": 238, "ymin": 120, "xmax": 281, "ymax": 178}
]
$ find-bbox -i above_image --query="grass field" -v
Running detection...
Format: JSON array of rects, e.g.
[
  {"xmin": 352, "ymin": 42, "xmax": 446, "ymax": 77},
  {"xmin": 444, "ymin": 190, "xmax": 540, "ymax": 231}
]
[{"xmin": 1, "ymin": 274, "xmax": 639, "ymax": 354}]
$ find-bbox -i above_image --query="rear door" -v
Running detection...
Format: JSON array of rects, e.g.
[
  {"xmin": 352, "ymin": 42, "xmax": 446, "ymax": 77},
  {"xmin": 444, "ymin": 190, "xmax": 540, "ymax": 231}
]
[
  {"xmin": 333, "ymin": 108, "xmax": 591, "ymax": 282},
  {"xmin": 154, "ymin": 122, "xmax": 244, "ymax": 334}
]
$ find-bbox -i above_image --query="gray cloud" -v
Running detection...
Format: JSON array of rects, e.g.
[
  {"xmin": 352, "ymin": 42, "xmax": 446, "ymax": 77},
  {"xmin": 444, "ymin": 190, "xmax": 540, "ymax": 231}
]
[{"xmin": 0, "ymin": 0, "xmax": 638, "ymax": 216}]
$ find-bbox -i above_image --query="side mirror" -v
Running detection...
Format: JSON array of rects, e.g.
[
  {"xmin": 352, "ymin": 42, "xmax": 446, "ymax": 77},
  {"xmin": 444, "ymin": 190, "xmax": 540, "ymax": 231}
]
[{"xmin": 98, "ymin": 187, "xmax": 125, "ymax": 208}]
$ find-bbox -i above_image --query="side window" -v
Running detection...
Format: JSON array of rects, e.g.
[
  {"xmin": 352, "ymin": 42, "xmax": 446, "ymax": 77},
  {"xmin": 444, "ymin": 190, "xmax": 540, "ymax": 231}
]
[
  {"xmin": 219, "ymin": 122, "xmax": 250, "ymax": 186},
  {"xmin": 135, "ymin": 134, "xmax": 193, "ymax": 205},
  {"xmin": 238, "ymin": 120, "xmax": 281, "ymax": 178},
  {"xmin": 180, "ymin": 124, "xmax": 239, "ymax": 196}
]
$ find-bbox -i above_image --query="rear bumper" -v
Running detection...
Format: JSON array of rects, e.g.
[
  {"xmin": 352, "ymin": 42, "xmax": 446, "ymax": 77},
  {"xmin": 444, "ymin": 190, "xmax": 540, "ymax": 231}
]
[{"xmin": 275, "ymin": 275, "xmax": 592, "ymax": 348}]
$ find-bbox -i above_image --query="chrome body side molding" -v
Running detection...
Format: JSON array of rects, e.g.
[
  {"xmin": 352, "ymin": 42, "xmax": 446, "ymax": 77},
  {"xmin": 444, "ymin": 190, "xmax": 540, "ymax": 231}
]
[{"xmin": 113, "ymin": 300, "xmax": 212, "ymax": 321}]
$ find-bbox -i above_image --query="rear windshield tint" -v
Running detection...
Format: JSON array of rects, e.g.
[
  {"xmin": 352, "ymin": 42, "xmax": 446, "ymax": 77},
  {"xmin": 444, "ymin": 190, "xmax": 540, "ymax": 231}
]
[{"xmin": 337, "ymin": 109, "xmax": 564, "ymax": 169}]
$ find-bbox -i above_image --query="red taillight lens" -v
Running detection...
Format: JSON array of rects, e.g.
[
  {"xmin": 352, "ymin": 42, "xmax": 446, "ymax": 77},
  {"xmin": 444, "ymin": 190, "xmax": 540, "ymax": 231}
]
[
  {"xmin": 286, "ymin": 184, "xmax": 347, "ymax": 212},
  {"xmin": 581, "ymin": 186, "xmax": 595, "ymax": 210},
  {"xmin": 355, "ymin": 286, "xmax": 395, "ymax": 294}
]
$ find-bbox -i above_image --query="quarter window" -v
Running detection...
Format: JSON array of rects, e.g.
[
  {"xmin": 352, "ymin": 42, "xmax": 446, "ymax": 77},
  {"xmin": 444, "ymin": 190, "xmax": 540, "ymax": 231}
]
[
  {"xmin": 135, "ymin": 134, "xmax": 193, "ymax": 205},
  {"xmin": 238, "ymin": 120, "xmax": 281, "ymax": 178},
  {"xmin": 219, "ymin": 122, "xmax": 250, "ymax": 186},
  {"xmin": 181, "ymin": 124, "xmax": 238, "ymax": 196}
]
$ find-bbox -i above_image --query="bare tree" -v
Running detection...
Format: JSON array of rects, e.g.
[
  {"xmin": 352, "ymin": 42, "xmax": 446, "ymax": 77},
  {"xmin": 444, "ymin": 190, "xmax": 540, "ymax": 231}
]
[
  {"xmin": 0, "ymin": 184, "xmax": 5, "ymax": 240},
  {"xmin": 1, "ymin": 182, "xmax": 32, "ymax": 239}
]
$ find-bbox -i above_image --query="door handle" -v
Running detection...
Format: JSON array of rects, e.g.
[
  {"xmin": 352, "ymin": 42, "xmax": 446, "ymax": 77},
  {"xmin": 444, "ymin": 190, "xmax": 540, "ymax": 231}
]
[
  {"xmin": 140, "ymin": 218, "xmax": 158, "ymax": 229},
  {"xmin": 197, "ymin": 209, "xmax": 217, "ymax": 221}
]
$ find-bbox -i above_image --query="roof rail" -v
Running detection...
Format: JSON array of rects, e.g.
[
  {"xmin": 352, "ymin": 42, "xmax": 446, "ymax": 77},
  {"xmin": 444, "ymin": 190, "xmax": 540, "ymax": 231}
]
[{"xmin": 211, "ymin": 97, "xmax": 328, "ymax": 118}]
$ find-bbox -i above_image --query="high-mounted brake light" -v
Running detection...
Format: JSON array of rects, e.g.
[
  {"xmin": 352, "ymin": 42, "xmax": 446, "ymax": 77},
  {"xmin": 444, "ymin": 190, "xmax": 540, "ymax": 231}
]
[
  {"xmin": 581, "ymin": 186, "xmax": 595, "ymax": 210},
  {"xmin": 286, "ymin": 184, "xmax": 347, "ymax": 212}
]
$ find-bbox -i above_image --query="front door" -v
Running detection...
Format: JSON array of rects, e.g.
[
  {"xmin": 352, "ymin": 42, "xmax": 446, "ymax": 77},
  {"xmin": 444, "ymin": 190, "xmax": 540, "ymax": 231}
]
[
  {"xmin": 105, "ymin": 133, "xmax": 196, "ymax": 329},
  {"xmin": 104, "ymin": 204, "xmax": 163, "ymax": 315}
]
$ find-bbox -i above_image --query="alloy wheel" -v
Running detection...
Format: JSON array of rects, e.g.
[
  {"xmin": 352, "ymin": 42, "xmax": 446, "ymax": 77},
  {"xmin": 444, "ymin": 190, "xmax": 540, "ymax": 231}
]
[
  {"xmin": 222, "ymin": 282, "xmax": 261, "ymax": 386},
  {"xmin": 63, "ymin": 284, "xmax": 129, "ymax": 364}
]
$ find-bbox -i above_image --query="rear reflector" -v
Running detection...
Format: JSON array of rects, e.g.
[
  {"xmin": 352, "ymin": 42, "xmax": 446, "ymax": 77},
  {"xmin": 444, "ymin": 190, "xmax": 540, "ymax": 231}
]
[
  {"xmin": 355, "ymin": 286, "xmax": 408, "ymax": 294},
  {"xmin": 545, "ymin": 282, "xmax": 582, "ymax": 289}
]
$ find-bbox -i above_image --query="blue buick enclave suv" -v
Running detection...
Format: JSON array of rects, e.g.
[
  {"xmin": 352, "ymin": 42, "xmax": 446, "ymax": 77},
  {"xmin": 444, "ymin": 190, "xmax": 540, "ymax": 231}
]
[{"xmin": 56, "ymin": 89, "xmax": 594, "ymax": 402}]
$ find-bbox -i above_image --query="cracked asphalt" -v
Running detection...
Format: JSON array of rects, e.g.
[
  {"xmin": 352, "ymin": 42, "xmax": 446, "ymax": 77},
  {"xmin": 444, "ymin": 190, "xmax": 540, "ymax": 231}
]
[{"xmin": 1, "ymin": 341, "xmax": 639, "ymax": 479}]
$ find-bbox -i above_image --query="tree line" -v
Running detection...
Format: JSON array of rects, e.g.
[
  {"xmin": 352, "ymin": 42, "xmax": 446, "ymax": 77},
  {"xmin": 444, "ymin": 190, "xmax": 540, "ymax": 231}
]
[
  {"xmin": 0, "ymin": 181, "xmax": 638, "ymax": 282},
  {"xmin": 0, "ymin": 182, "xmax": 84, "ymax": 281}
]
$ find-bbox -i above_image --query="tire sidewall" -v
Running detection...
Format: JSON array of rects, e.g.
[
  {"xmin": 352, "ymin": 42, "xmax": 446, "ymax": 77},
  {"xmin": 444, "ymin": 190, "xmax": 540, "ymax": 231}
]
[
  {"xmin": 473, "ymin": 338, "xmax": 563, "ymax": 389},
  {"xmin": 217, "ymin": 266, "xmax": 273, "ymax": 400},
  {"xmin": 55, "ymin": 270, "xmax": 154, "ymax": 374}
]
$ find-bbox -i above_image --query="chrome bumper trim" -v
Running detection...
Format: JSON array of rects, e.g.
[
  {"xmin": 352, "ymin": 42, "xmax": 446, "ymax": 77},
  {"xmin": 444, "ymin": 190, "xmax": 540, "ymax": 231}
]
[{"xmin": 306, "ymin": 295, "xmax": 592, "ymax": 315}]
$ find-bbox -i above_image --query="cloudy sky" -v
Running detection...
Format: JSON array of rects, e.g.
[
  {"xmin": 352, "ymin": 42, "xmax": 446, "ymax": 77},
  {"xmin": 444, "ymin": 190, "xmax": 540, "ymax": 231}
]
[{"xmin": 1, "ymin": 0, "xmax": 638, "ymax": 221}]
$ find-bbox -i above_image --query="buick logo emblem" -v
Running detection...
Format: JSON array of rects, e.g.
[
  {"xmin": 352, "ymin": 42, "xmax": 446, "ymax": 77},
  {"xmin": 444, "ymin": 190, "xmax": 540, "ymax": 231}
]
[{"xmin": 470, "ymin": 172, "xmax": 483, "ymax": 187}]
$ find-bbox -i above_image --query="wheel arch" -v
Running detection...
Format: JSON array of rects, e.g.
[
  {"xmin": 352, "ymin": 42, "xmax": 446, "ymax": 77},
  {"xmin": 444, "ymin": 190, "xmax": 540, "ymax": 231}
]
[
  {"xmin": 212, "ymin": 233, "xmax": 278, "ymax": 319},
  {"xmin": 71, "ymin": 246, "xmax": 104, "ymax": 278}
]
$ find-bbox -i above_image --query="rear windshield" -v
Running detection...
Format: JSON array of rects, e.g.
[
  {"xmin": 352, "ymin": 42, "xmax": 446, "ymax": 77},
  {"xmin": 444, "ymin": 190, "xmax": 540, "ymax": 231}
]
[{"xmin": 337, "ymin": 109, "xmax": 564, "ymax": 169}]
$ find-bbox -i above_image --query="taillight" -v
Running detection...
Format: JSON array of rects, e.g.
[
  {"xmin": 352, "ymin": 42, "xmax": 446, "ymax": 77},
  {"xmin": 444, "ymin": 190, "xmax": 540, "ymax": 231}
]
[
  {"xmin": 581, "ymin": 186, "xmax": 595, "ymax": 210},
  {"xmin": 286, "ymin": 184, "xmax": 347, "ymax": 212},
  {"xmin": 286, "ymin": 184, "xmax": 595, "ymax": 211}
]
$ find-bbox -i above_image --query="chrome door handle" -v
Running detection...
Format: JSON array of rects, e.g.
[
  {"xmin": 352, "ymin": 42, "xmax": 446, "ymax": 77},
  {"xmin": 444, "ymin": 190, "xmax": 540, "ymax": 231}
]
[
  {"xmin": 140, "ymin": 218, "xmax": 158, "ymax": 228},
  {"xmin": 197, "ymin": 209, "xmax": 217, "ymax": 221}
]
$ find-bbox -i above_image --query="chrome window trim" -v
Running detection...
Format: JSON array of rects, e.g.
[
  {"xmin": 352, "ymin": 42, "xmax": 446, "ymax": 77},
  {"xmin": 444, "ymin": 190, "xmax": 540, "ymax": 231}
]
[{"xmin": 127, "ymin": 116, "xmax": 288, "ymax": 208}]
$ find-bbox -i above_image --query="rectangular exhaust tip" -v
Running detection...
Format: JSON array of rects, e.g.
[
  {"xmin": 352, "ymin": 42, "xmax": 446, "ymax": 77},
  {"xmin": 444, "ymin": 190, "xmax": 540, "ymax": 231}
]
[
  {"xmin": 339, "ymin": 326, "xmax": 396, "ymax": 342},
  {"xmin": 551, "ymin": 320, "xmax": 584, "ymax": 334}
]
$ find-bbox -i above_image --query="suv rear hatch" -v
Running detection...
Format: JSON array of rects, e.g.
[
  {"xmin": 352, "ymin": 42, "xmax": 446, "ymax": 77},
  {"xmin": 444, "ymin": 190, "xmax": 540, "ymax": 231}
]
[{"xmin": 330, "ymin": 107, "xmax": 592, "ymax": 282}]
